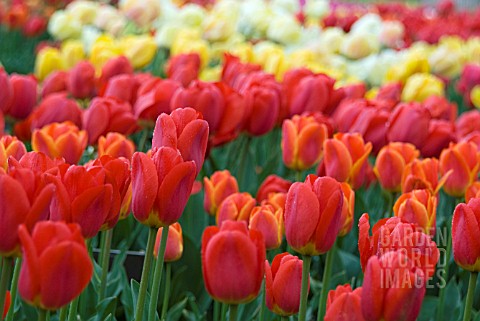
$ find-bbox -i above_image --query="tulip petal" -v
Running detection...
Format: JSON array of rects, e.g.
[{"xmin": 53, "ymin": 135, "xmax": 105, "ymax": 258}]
[{"xmin": 131, "ymin": 152, "xmax": 159, "ymax": 223}]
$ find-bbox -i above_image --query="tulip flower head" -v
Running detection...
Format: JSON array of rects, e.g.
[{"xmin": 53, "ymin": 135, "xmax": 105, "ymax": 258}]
[
  {"xmin": 0, "ymin": 135, "xmax": 27, "ymax": 170},
  {"xmin": 154, "ymin": 223, "xmax": 183, "ymax": 262},
  {"xmin": 325, "ymin": 284, "xmax": 364, "ymax": 321},
  {"xmin": 249, "ymin": 204, "xmax": 284, "ymax": 250},
  {"xmin": 265, "ymin": 252, "xmax": 306, "ymax": 316},
  {"xmin": 393, "ymin": 189, "xmax": 437, "ymax": 236},
  {"xmin": 202, "ymin": 221, "xmax": 265, "ymax": 304},
  {"xmin": 216, "ymin": 192, "xmax": 256, "ymax": 226},
  {"xmin": 452, "ymin": 198, "xmax": 480, "ymax": 271},
  {"xmin": 18, "ymin": 221, "xmax": 93, "ymax": 310},
  {"xmin": 203, "ymin": 170, "xmax": 239, "ymax": 216}
]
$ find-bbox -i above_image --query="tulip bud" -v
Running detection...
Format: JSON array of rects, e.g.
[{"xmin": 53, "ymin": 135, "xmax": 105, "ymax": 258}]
[
  {"xmin": 97, "ymin": 55, "xmax": 134, "ymax": 96},
  {"xmin": 421, "ymin": 120, "xmax": 456, "ymax": 158},
  {"xmin": 249, "ymin": 204, "xmax": 283, "ymax": 250},
  {"xmin": 256, "ymin": 175, "xmax": 292, "ymax": 203},
  {"xmin": 18, "ymin": 221, "xmax": 93, "ymax": 310},
  {"xmin": 98, "ymin": 132, "xmax": 136, "ymax": 160},
  {"xmin": 325, "ymin": 284, "xmax": 364, "ymax": 321},
  {"xmin": 319, "ymin": 133, "xmax": 372, "ymax": 189},
  {"xmin": 32, "ymin": 121, "xmax": 88, "ymax": 164},
  {"xmin": 439, "ymin": 141, "xmax": 480, "ymax": 197},
  {"xmin": 134, "ymin": 78, "xmax": 181, "ymax": 122},
  {"xmin": 41, "ymin": 71, "xmax": 69, "ymax": 98},
  {"xmin": 452, "ymin": 199, "xmax": 480, "ymax": 271},
  {"xmin": 285, "ymin": 175, "xmax": 343, "ymax": 256},
  {"xmin": 361, "ymin": 251, "xmax": 426, "ymax": 321},
  {"xmin": 402, "ymin": 158, "xmax": 447, "ymax": 194},
  {"xmin": 338, "ymin": 182, "xmax": 355, "ymax": 237},
  {"xmin": 34, "ymin": 47, "xmax": 64, "ymax": 81},
  {"xmin": 201, "ymin": 221, "xmax": 265, "ymax": 304},
  {"xmin": 265, "ymin": 253, "xmax": 306, "ymax": 316},
  {"xmin": 358, "ymin": 213, "xmax": 439, "ymax": 279},
  {"xmin": 465, "ymin": 182, "xmax": 480, "ymax": 203},
  {"xmin": 393, "ymin": 189, "xmax": 437, "ymax": 236},
  {"xmin": 131, "ymin": 147, "xmax": 197, "ymax": 228},
  {"xmin": 282, "ymin": 114, "xmax": 328, "ymax": 171},
  {"xmin": 387, "ymin": 102, "xmax": 431, "ymax": 149},
  {"xmin": 166, "ymin": 53, "xmax": 201, "ymax": 87},
  {"xmin": 401, "ymin": 73, "xmax": 445, "ymax": 103},
  {"xmin": 216, "ymin": 192, "xmax": 256, "ymax": 226},
  {"xmin": 68, "ymin": 61, "xmax": 96, "ymax": 99},
  {"xmin": 154, "ymin": 223, "xmax": 183, "ymax": 262},
  {"xmin": 8, "ymin": 74, "xmax": 37, "ymax": 120},
  {"xmin": 203, "ymin": 170, "xmax": 239, "ymax": 216},
  {"xmin": 0, "ymin": 68, "xmax": 13, "ymax": 114},
  {"xmin": 374, "ymin": 142, "xmax": 420, "ymax": 192}
]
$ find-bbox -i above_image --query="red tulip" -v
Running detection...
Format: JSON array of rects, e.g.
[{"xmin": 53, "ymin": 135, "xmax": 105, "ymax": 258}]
[
  {"xmin": 134, "ymin": 78, "xmax": 181, "ymax": 122},
  {"xmin": 103, "ymin": 74, "xmax": 140, "ymax": 105},
  {"xmin": 8, "ymin": 151, "xmax": 63, "ymax": 174},
  {"xmin": 457, "ymin": 64, "xmax": 480, "ymax": 107},
  {"xmin": 284, "ymin": 175, "xmax": 343, "ymax": 256},
  {"xmin": 358, "ymin": 213, "xmax": 439, "ymax": 278},
  {"xmin": 97, "ymin": 56, "xmax": 133, "ymax": 96},
  {"xmin": 452, "ymin": 198, "xmax": 480, "ymax": 271},
  {"xmin": 423, "ymin": 95, "xmax": 457, "ymax": 122},
  {"xmin": 41, "ymin": 71, "xmax": 68, "ymax": 98},
  {"xmin": 325, "ymin": 284, "xmax": 364, "ymax": 321},
  {"xmin": 47, "ymin": 164, "xmax": 114, "ymax": 238},
  {"xmin": 387, "ymin": 102, "xmax": 431, "ymax": 149},
  {"xmin": 0, "ymin": 135, "xmax": 27, "ymax": 170},
  {"xmin": 0, "ymin": 68, "xmax": 13, "ymax": 113},
  {"xmin": 374, "ymin": 142, "xmax": 420, "ymax": 192},
  {"xmin": 0, "ymin": 168, "xmax": 54, "ymax": 256},
  {"xmin": 2, "ymin": 291, "xmax": 10, "ymax": 319},
  {"xmin": 166, "ymin": 53, "xmax": 201, "ymax": 87},
  {"xmin": 282, "ymin": 114, "xmax": 328, "ymax": 171},
  {"xmin": 7, "ymin": 74, "xmax": 37, "ymax": 119},
  {"xmin": 256, "ymin": 175, "xmax": 292, "ymax": 203},
  {"xmin": 32, "ymin": 121, "xmax": 88, "ymax": 164},
  {"xmin": 98, "ymin": 132, "xmax": 136, "ymax": 160},
  {"xmin": 22, "ymin": 16, "xmax": 47, "ymax": 37},
  {"xmin": 361, "ymin": 251, "xmax": 426, "ymax": 321},
  {"xmin": 221, "ymin": 54, "xmax": 261, "ymax": 90},
  {"xmin": 67, "ymin": 61, "xmax": 96, "ymax": 99},
  {"xmin": 201, "ymin": 220, "xmax": 265, "ymax": 304},
  {"xmin": 154, "ymin": 222, "xmax": 183, "ymax": 262},
  {"xmin": 131, "ymin": 147, "xmax": 196, "ymax": 227},
  {"xmin": 439, "ymin": 141, "xmax": 480, "ymax": 197},
  {"xmin": 152, "ymin": 107, "xmax": 209, "ymax": 175},
  {"xmin": 18, "ymin": 221, "xmax": 93, "ymax": 310},
  {"xmin": 249, "ymin": 204, "xmax": 283, "ymax": 250},
  {"xmin": 83, "ymin": 97, "xmax": 138, "ymax": 144},
  {"xmin": 265, "ymin": 252, "xmax": 305, "ymax": 316},
  {"xmin": 456, "ymin": 110, "xmax": 480, "ymax": 140},
  {"xmin": 421, "ymin": 120, "xmax": 456, "ymax": 158},
  {"xmin": 203, "ymin": 170, "xmax": 239, "ymax": 216},
  {"xmin": 216, "ymin": 192, "xmax": 256, "ymax": 226}
]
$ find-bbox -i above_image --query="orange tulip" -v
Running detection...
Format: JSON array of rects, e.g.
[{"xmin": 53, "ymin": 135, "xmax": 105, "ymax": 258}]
[
  {"xmin": 0, "ymin": 135, "xmax": 27, "ymax": 170},
  {"xmin": 32, "ymin": 121, "xmax": 88, "ymax": 164},
  {"xmin": 203, "ymin": 170, "xmax": 239, "ymax": 216},
  {"xmin": 339, "ymin": 182, "xmax": 355, "ymax": 237},
  {"xmin": 393, "ymin": 189, "xmax": 437, "ymax": 236},
  {"xmin": 401, "ymin": 158, "xmax": 449, "ymax": 194},
  {"xmin": 325, "ymin": 285, "xmax": 364, "ymax": 321},
  {"xmin": 261, "ymin": 192, "xmax": 287, "ymax": 213},
  {"xmin": 202, "ymin": 221, "xmax": 265, "ymax": 304},
  {"xmin": 373, "ymin": 142, "xmax": 419, "ymax": 192},
  {"xmin": 265, "ymin": 252, "xmax": 306, "ymax": 316},
  {"xmin": 358, "ymin": 213, "xmax": 439, "ymax": 279},
  {"xmin": 154, "ymin": 223, "xmax": 183, "ymax": 262},
  {"xmin": 465, "ymin": 181, "xmax": 480, "ymax": 202},
  {"xmin": 98, "ymin": 132, "xmax": 136, "ymax": 160},
  {"xmin": 284, "ymin": 175, "xmax": 343, "ymax": 256},
  {"xmin": 249, "ymin": 204, "xmax": 283, "ymax": 250},
  {"xmin": 18, "ymin": 221, "xmax": 92, "ymax": 310},
  {"xmin": 216, "ymin": 192, "xmax": 256, "ymax": 226},
  {"xmin": 452, "ymin": 198, "xmax": 480, "ymax": 271},
  {"xmin": 439, "ymin": 141, "xmax": 480, "ymax": 197},
  {"xmin": 131, "ymin": 147, "xmax": 197, "ymax": 228},
  {"xmin": 282, "ymin": 114, "xmax": 328, "ymax": 171},
  {"xmin": 319, "ymin": 133, "xmax": 372, "ymax": 189}
]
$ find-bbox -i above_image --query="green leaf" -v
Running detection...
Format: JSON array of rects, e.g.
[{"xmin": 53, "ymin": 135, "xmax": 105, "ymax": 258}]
[
  {"xmin": 418, "ymin": 296, "xmax": 438, "ymax": 321},
  {"xmin": 166, "ymin": 297, "xmax": 189, "ymax": 321},
  {"xmin": 92, "ymin": 297, "xmax": 117, "ymax": 321}
]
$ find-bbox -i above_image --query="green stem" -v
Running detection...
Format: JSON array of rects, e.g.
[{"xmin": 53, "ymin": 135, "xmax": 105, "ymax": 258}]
[
  {"xmin": 281, "ymin": 317, "xmax": 289, "ymax": 321},
  {"xmin": 148, "ymin": 226, "xmax": 169, "ymax": 321},
  {"xmin": 298, "ymin": 255, "xmax": 312, "ymax": 321},
  {"xmin": 463, "ymin": 272, "xmax": 478, "ymax": 321},
  {"xmin": 295, "ymin": 170, "xmax": 302, "ymax": 182},
  {"xmin": 138, "ymin": 128, "xmax": 150, "ymax": 153},
  {"xmin": 220, "ymin": 303, "xmax": 227, "ymax": 321},
  {"xmin": 213, "ymin": 301, "xmax": 220, "ymax": 321},
  {"xmin": 437, "ymin": 223, "xmax": 452, "ymax": 321},
  {"xmin": 58, "ymin": 306, "xmax": 68, "ymax": 321},
  {"xmin": 66, "ymin": 296, "xmax": 80, "ymax": 321},
  {"xmin": 5, "ymin": 258, "xmax": 21, "ymax": 321},
  {"xmin": 237, "ymin": 136, "xmax": 251, "ymax": 190},
  {"xmin": 160, "ymin": 263, "xmax": 171, "ymax": 320},
  {"xmin": 98, "ymin": 229, "xmax": 113, "ymax": 302},
  {"xmin": 259, "ymin": 279, "xmax": 265, "ymax": 321},
  {"xmin": 135, "ymin": 227, "xmax": 157, "ymax": 321},
  {"xmin": 229, "ymin": 305, "xmax": 238, "ymax": 321},
  {"xmin": 0, "ymin": 257, "xmax": 13, "ymax": 321},
  {"xmin": 317, "ymin": 245, "xmax": 336, "ymax": 321},
  {"xmin": 37, "ymin": 309, "xmax": 47, "ymax": 321}
]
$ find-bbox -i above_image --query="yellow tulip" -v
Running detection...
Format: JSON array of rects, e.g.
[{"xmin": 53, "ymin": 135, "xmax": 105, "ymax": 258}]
[
  {"xmin": 35, "ymin": 47, "xmax": 64, "ymax": 81},
  {"xmin": 401, "ymin": 73, "xmax": 445, "ymax": 102},
  {"xmin": 120, "ymin": 36, "xmax": 157, "ymax": 69},
  {"xmin": 385, "ymin": 52, "xmax": 430, "ymax": 84},
  {"xmin": 472, "ymin": 85, "xmax": 480, "ymax": 109},
  {"xmin": 89, "ymin": 36, "xmax": 122, "ymax": 70},
  {"xmin": 61, "ymin": 40, "xmax": 85, "ymax": 69}
]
